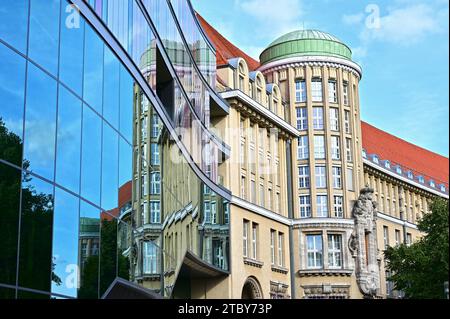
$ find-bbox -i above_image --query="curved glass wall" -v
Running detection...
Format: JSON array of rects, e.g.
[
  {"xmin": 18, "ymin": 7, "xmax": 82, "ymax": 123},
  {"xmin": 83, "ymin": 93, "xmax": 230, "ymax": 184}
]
[{"xmin": 0, "ymin": 0, "xmax": 229, "ymax": 299}]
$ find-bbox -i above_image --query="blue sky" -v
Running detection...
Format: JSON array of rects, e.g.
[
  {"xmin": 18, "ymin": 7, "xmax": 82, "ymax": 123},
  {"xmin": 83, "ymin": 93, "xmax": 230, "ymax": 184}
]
[{"xmin": 192, "ymin": 0, "xmax": 449, "ymax": 157}]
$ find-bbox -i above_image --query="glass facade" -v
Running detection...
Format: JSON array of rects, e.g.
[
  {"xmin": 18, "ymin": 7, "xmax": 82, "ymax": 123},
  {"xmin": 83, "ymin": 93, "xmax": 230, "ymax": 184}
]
[{"xmin": 0, "ymin": 0, "xmax": 230, "ymax": 299}]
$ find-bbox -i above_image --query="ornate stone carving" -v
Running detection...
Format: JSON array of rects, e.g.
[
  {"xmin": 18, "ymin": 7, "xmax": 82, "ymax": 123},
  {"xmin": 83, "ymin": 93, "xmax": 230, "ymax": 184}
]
[{"xmin": 350, "ymin": 186, "xmax": 381, "ymax": 298}]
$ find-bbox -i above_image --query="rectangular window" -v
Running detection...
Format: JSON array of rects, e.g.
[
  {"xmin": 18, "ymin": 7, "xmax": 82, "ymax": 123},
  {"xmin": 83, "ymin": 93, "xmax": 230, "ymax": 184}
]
[
  {"xmin": 314, "ymin": 136, "xmax": 326, "ymax": 159},
  {"xmin": 151, "ymin": 114, "xmax": 159, "ymax": 138},
  {"xmin": 252, "ymin": 223, "xmax": 258, "ymax": 259},
  {"xmin": 406, "ymin": 233, "xmax": 412, "ymax": 246},
  {"xmin": 311, "ymin": 79, "xmax": 323, "ymax": 102},
  {"xmin": 295, "ymin": 80, "xmax": 307, "ymax": 102},
  {"xmin": 298, "ymin": 165, "xmax": 310, "ymax": 188},
  {"xmin": 346, "ymin": 168, "xmax": 354, "ymax": 191},
  {"xmin": 346, "ymin": 138, "xmax": 353, "ymax": 162},
  {"xmin": 344, "ymin": 110, "xmax": 351, "ymax": 134},
  {"xmin": 150, "ymin": 172, "xmax": 161, "ymax": 195},
  {"xmin": 395, "ymin": 230, "xmax": 401, "ymax": 246},
  {"xmin": 316, "ymin": 195, "xmax": 328, "ymax": 217},
  {"xmin": 332, "ymin": 166, "xmax": 342, "ymax": 189},
  {"xmin": 250, "ymin": 179, "xmax": 256, "ymax": 204},
  {"xmin": 331, "ymin": 136, "xmax": 341, "ymax": 160},
  {"xmin": 313, "ymin": 107, "xmax": 324, "ymax": 130},
  {"xmin": 299, "ymin": 195, "xmax": 311, "ymax": 218},
  {"xmin": 239, "ymin": 75, "xmax": 244, "ymax": 91},
  {"xmin": 278, "ymin": 233, "xmax": 284, "ymax": 267},
  {"xmin": 141, "ymin": 116, "xmax": 148, "ymax": 141},
  {"xmin": 333, "ymin": 196, "xmax": 344, "ymax": 218},
  {"xmin": 276, "ymin": 191, "xmax": 281, "ymax": 214},
  {"xmin": 298, "ymin": 136, "xmax": 309, "ymax": 160},
  {"xmin": 383, "ymin": 226, "xmax": 389, "ymax": 249},
  {"xmin": 343, "ymin": 83, "xmax": 349, "ymax": 105},
  {"xmin": 243, "ymin": 220, "xmax": 249, "ymax": 257},
  {"xmin": 307, "ymin": 234, "xmax": 323, "ymax": 268},
  {"xmin": 315, "ymin": 166, "xmax": 327, "ymax": 188},
  {"xmin": 240, "ymin": 141, "xmax": 245, "ymax": 166},
  {"xmin": 330, "ymin": 108, "xmax": 339, "ymax": 131},
  {"xmin": 270, "ymin": 230, "xmax": 276, "ymax": 265},
  {"xmin": 240, "ymin": 119, "xmax": 245, "ymax": 138},
  {"xmin": 328, "ymin": 81, "xmax": 337, "ymax": 103},
  {"xmin": 259, "ymin": 184, "xmax": 265, "ymax": 207},
  {"xmin": 143, "ymin": 241, "xmax": 159, "ymax": 274},
  {"xmin": 296, "ymin": 107, "xmax": 308, "ymax": 130},
  {"xmin": 150, "ymin": 143, "xmax": 160, "ymax": 165},
  {"xmin": 328, "ymin": 234, "xmax": 342, "ymax": 268},
  {"xmin": 268, "ymin": 187, "xmax": 272, "ymax": 210},
  {"xmin": 150, "ymin": 201, "xmax": 160, "ymax": 224},
  {"xmin": 241, "ymin": 175, "xmax": 246, "ymax": 199}
]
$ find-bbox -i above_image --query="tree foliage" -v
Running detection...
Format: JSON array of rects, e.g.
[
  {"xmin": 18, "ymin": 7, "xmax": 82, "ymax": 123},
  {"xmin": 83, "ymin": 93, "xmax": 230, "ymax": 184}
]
[{"xmin": 384, "ymin": 198, "xmax": 449, "ymax": 299}]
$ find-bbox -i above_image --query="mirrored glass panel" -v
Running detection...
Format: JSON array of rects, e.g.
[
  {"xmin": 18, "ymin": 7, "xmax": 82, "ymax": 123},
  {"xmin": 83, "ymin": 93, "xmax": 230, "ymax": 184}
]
[
  {"xmin": 119, "ymin": 65, "xmax": 134, "ymax": 143},
  {"xmin": 0, "ymin": 43, "xmax": 26, "ymax": 166},
  {"xmin": 0, "ymin": 163, "xmax": 21, "ymax": 287},
  {"xmin": 99, "ymin": 211, "xmax": 119, "ymax": 297},
  {"xmin": 101, "ymin": 123, "xmax": 119, "ymax": 212},
  {"xmin": 51, "ymin": 187, "xmax": 80, "ymax": 298},
  {"xmin": 55, "ymin": 85, "xmax": 82, "ymax": 194},
  {"xmin": 78, "ymin": 200, "xmax": 100, "ymax": 299},
  {"xmin": 28, "ymin": 0, "xmax": 61, "ymax": 76},
  {"xmin": 103, "ymin": 46, "xmax": 120, "ymax": 130},
  {"xmin": 80, "ymin": 105, "xmax": 102, "ymax": 205},
  {"xmin": 0, "ymin": 287, "xmax": 16, "ymax": 299},
  {"xmin": 59, "ymin": 2, "xmax": 85, "ymax": 96},
  {"xmin": 23, "ymin": 63, "xmax": 57, "ymax": 181},
  {"xmin": 0, "ymin": 0, "xmax": 29, "ymax": 54},
  {"xmin": 18, "ymin": 174, "xmax": 54, "ymax": 294}
]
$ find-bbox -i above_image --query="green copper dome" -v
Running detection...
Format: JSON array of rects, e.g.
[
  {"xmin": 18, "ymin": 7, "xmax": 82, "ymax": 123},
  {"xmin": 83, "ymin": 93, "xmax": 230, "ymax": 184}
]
[{"xmin": 260, "ymin": 29, "xmax": 353, "ymax": 65}]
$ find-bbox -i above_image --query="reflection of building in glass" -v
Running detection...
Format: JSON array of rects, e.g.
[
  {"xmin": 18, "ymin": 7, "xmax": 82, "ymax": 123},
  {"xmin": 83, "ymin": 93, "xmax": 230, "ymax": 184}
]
[{"xmin": 0, "ymin": 0, "xmax": 448, "ymax": 300}]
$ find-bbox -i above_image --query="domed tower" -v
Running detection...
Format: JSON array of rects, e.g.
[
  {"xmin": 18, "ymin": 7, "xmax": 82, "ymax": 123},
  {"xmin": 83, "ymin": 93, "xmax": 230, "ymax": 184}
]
[{"xmin": 259, "ymin": 30, "xmax": 367, "ymax": 299}]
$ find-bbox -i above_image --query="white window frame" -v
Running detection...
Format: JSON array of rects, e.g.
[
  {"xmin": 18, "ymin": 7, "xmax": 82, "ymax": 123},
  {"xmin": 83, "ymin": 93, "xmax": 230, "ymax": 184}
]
[
  {"xmin": 252, "ymin": 223, "xmax": 258, "ymax": 260},
  {"xmin": 270, "ymin": 230, "xmax": 276, "ymax": 265},
  {"xmin": 330, "ymin": 108, "xmax": 339, "ymax": 131},
  {"xmin": 328, "ymin": 81, "xmax": 338, "ymax": 103},
  {"xmin": 314, "ymin": 135, "xmax": 325, "ymax": 159},
  {"xmin": 313, "ymin": 107, "xmax": 324, "ymax": 130},
  {"xmin": 295, "ymin": 80, "xmax": 307, "ymax": 102},
  {"xmin": 150, "ymin": 200, "xmax": 160, "ymax": 224},
  {"xmin": 343, "ymin": 83, "xmax": 349, "ymax": 105},
  {"xmin": 333, "ymin": 195, "xmax": 344, "ymax": 218},
  {"xmin": 344, "ymin": 110, "xmax": 351, "ymax": 134},
  {"xmin": 328, "ymin": 234, "xmax": 342, "ymax": 269},
  {"xmin": 316, "ymin": 195, "xmax": 328, "ymax": 217},
  {"xmin": 150, "ymin": 172, "xmax": 161, "ymax": 195},
  {"xmin": 298, "ymin": 165, "xmax": 310, "ymax": 189},
  {"xmin": 150, "ymin": 143, "xmax": 160, "ymax": 165},
  {"xmin": 332, "ymin": 166, "xmax": 342, "ymax": 189},
  {"xmin": 345, "ymin": 138, "xmax": 352, "ymax": 162},
  {"xmin": 315, "ymin": 166, "xmax": 327, "ymax": 188},
  {"xmin": 299, "ymin": 195, "xmax": 311, "ymax": 218},
  {"xmin": 311, "ymin": 79, "xmax": 323, "ymax": 102},
  {"xmin": 306, "ymin": 234, "xmax": 323, "ymax": 269},
  {"xmin": 243, "ymin": 220, "xmax": 249, "ymax": 257},
  {"xmin": 298, "ymin": 136, "xmax": 309, "ymax": 160},
  {"xmin": 278, "ymin": 233, "xmax": 284, "ymax": 267},
  {"xmin": 296, "ymin": 107, "xmax": 308, "ymax": 130},
  {"xmin": 331, "ymin": 136, "xmax": 341, "ymax": 160}
]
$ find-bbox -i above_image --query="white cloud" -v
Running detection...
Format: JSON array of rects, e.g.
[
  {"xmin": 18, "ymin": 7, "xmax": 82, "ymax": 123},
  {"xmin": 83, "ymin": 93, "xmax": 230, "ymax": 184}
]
[
  {"xmin": 361, "ymin": 4, "xmax": 445, "ymax": 45},
  {"xmin": 235, "ymin": 0, "xmax": 306, "ymax": 38},
  {"xmin": 342, "ymin": 13, "xmax": 364, "ymax": 25}
]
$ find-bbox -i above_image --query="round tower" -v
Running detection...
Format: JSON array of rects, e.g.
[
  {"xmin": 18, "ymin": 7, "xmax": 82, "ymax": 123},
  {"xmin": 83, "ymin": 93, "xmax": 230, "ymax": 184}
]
[{"xmin": 259, "ymin": 30, "xmax": 365, "ymax": 299}]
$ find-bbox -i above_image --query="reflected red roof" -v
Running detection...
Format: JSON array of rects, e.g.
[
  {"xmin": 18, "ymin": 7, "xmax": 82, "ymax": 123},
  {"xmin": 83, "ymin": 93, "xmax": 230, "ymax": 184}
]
[
  {"xmin": 196, "ymin": 13, "xmax": 260, "ymax": 71},
  {"xmin": 361, "ymin": 121, "xmax": 449, "ymax": 185}
]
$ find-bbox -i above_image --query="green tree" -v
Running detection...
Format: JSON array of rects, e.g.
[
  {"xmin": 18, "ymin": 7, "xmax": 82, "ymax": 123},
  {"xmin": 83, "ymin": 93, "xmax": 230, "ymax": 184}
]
[{"xmin": 384, "ymin": 198, "xmax": 449, "ymax": 299}]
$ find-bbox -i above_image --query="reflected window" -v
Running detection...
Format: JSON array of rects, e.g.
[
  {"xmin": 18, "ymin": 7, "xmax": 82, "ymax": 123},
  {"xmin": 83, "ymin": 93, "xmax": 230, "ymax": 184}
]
[
  {"xmin": 101, "ymin": 123, "xmax": 119, "ymax": 211},
  {"xmin": 151, "ymin": 143, "xmax": 160, "ymax": 166},
  {"xmin": 150, "ymin": 201, "xmax": 160, "ymax": 224},
  {"xmin": 24, "ymin": 63, "xmax": 57, "ymax": 181},
  {"xmin": 150, "ymin": 172, "xmax": 161, "ymax": 195}
]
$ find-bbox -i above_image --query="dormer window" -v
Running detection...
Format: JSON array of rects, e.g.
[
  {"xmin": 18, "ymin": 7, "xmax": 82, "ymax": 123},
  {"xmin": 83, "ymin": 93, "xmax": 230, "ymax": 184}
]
[
  {"xmin": 407, "ymin": 171, "xmax": 413, "ymax": 179},
  {"xmin": 384, "ymin": 160, "xmax": 391, "ymax": 169},
  {"xmin": 429, "ymin": 180, "xmax": 435, "ymax": 188},
  {"xmin": 362, "ymin": 149, "xmax": 367, "ymax": 158},
  {"xmin": 440, "ymin": 184, "xmax": 446, "ymax": 192},
  {"xmin": 372, "ymin": 155, "xmax": 379, "ymax": 164},
  {"xmin": 396, "ymin": 166, "xmax": 402, "ymax": 174},
  {"xmin": 418, "ymin": 176, "xmax": 424, "ymax": 184}
]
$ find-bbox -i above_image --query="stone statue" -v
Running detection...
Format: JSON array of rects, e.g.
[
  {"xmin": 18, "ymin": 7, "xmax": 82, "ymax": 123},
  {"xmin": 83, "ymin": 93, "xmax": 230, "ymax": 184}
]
[{"xmin": 350, "ymin": 185, "xmax": 380, "ymax": 298}]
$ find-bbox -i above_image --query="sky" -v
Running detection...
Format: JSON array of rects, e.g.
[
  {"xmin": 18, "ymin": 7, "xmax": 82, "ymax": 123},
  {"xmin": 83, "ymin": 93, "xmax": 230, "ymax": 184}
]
[{"xmin": 192, "ymin": 0, "xmax": 449, "ymax": 157}]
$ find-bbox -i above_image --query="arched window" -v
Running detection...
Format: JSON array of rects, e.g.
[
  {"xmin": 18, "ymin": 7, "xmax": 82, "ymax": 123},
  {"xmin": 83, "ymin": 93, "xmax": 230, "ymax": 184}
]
[
  {"xmin": 372, "ymin": 155, "xmax": 379, "ymax": 164},
  {"xmin": 396, "ymin": 165, "xmax": 402, "ymax": 174},
  {"xmin": 407, "ymin": 171, "xmax": 414, "ymax": 179},
  {"xmin": 384, "ymin": 160, "xmax": 391, "ymax": 169},
  {"xmin": 418, "ymin": 176, "xmax": 424, "ymax": 184}
]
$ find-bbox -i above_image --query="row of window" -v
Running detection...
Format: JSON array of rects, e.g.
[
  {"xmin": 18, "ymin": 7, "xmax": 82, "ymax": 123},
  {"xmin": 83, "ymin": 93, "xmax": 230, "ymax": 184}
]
[
  {"xmin": 295, "ymin": 80, "xmax": 351, "ymax": 105},
  {"xmin": 298, "ymin": 165, "xmax": 344, "ymax": 189},
  {"xmin": 382, "ymin": 226, "xmax": 412, "ymax": 249},
  {"xmin": 242, "ymin": 220, "xmax": 285, "ymax": 267},
  {"xmin": 297, "ymin": 135, "xmax": 353, "ymax": 162},
  {"xmin": 296, "ymin": 107, "xmax": 352, "ymax": 133},
  {"xmin": 299, "ymin": 195, "xmax": 344, "ymax": 218},
  {"xmin": 240, "ymin": 175, "xmax": 282, "ymax": 213},
  {"xmin": 306, "ymin": 234, "xmax": 343, "ymax": 269}
]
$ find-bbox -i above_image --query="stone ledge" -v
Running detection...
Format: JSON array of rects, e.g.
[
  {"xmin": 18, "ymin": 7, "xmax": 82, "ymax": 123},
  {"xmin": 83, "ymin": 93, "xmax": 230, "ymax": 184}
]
[
  {"xmin": 298, "ymin": 269, "xmax": 353, "ymax": 277},
  {"xmin": 243, "ymin": 257, "xmax": 264, "ymax": 268},
  {"xmin": 271, "ymin": 265, "xmax": 289, "ymax": 274}
]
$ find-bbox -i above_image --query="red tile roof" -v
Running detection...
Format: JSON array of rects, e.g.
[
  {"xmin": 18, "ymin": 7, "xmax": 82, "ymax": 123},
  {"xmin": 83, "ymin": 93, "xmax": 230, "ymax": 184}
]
[
  {"xmin": 197, "ymin": 14, "xmax": 449, "ymax": 188},
  {"xmin": 361, "ymin": 121, "xmax": 449, "ymax": 185},
  {"xmin": 196, "ymin": 13, "xmax": 260, "ymax": 71}
]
